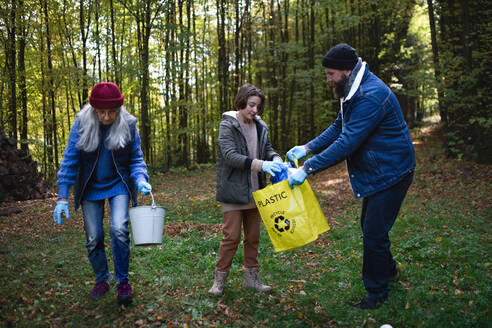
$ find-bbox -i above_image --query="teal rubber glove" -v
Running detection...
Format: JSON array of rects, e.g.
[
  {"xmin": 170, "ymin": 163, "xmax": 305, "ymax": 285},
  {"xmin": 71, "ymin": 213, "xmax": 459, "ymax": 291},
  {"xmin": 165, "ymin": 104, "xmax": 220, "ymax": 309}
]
[
  {"xmin": 262, "ymin": 161, "xmax": 283, "ymax": 176},
  {"xmin": 53, "ymin": 200, "xmax": 70, "ymax": 224},
  {"xmin": 286, "ymin": 145, "xmax": 307, "ymax": 162},
  {"xmin": 288, "ymin": 167, "xmax": 308, "ymax": 189},
  {"xmin": 138, "ymin": 181, "xmax": 152, "ymax": 195}
]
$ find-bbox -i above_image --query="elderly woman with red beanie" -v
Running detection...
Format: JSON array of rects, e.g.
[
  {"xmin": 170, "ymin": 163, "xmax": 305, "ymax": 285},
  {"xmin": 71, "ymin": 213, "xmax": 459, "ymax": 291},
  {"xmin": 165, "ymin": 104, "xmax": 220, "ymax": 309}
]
[{"xmin": 53, "ymin": 82, "xmax": 151, "ymax": 305}]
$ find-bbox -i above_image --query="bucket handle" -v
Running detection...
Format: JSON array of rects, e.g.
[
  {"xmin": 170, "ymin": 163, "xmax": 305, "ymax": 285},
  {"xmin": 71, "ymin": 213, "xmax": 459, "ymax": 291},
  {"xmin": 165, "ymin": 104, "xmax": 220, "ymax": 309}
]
[{"xmin": 150, "ymin": 191, "xmax": 156, "ymax": 209}]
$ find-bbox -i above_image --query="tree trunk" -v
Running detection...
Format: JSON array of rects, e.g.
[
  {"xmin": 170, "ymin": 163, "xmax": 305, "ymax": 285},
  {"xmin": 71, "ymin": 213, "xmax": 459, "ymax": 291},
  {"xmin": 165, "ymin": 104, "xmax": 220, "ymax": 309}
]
[
  {"xmin": 203, "ymin": 0, "xmax": 212, "ymax": 163},
  {"xmin": 267, "ymin": 0, "xmax": 279, "ymax": 147},
  {"xmin": 139, "ymin": 0, "xmax": 152, "ymax": 163},
  {"xmin": 110, "ymin": 0, "xmax": 120, "ymax": 86},
  {"xmin": 279, "ymin": 0, "xmax": 290, "ymax": 153},
  {"xmin": 7, "ymin": 0, "xmax": 17, "ymax": 145},
  {"xmin": 121, "ymin": 0, "xmax": 165, "ymax": 164},
  {"xmin": 80, "ymin": 0, "xmax": 92, "ymax": 103},
  {"xmin": 308, "ymin": 0, "xmax": 315, "ymax": 139},
  {"xmin": 216, "ymin": 0, "xmax": 228, "ymax": 114},
  {"xmin": 426, "ymin": 0, "xmax": 446, "ymax": 125},
  {"xmin": 176, "ymin": 0, "xmax": 187, "ymax": 166},
  {"xmin": 18, "ymin": 0, "xmax": 29, "ymax": 154},
  {"xmin": 170, "ymin": 2, "xmax": 177, "ymax": 167},
  {"xmin": 297, "ymin": 0, "xmax": 305, "ymax": 143},
  {"xmin": 44, "ymin": 0, "xmax": 58, "ymax": 172},
  {"xmin": 61, "ymin": 0, "xmax": 82, "ymax": 108},
  {"xmin": 0, "ymin": 66, "xmax": 5, "ymax": 127},
  {"xmin": 288, "ymin": 0, "xmax": 299, "ymax": 145},
  {"xmin": 38, "ymin": 1, "xmax": 47, "ymax": 176},
  {"xmin": 163, "ymin": 2, "xmax": 173, "ymax": 169},
  {"xmin": 184, "ymin": 0, "xmax": 192, "ymax": 166},
  {"xmin": 95, "ymin": 1, "xmax": 102, "ymax": 81}
]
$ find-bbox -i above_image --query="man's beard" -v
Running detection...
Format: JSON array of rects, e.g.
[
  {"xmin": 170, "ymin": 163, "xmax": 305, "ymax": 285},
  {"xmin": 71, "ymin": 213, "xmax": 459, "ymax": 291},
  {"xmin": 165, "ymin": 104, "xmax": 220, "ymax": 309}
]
[{"xmin": 333, "ymin": 74, "xmax": 349, "ymax": 99}]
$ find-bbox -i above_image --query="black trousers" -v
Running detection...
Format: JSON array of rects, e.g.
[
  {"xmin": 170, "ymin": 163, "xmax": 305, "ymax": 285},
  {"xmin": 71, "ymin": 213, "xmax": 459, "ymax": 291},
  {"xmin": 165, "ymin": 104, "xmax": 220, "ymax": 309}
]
[{"xmin": 360, "ymin": 171, "xmax": 414, "ymax": 299}]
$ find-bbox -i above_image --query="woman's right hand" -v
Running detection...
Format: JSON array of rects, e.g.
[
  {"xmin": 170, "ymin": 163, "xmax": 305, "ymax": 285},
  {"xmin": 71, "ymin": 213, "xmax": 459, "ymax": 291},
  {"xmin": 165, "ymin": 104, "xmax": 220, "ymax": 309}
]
[
  {"xmin": 53, "ymin": 200, "xmax": 70, "ymax": 225},
  {"xmin": 262, "ymin": 161, "xmax": 283, "ymax": 176}
]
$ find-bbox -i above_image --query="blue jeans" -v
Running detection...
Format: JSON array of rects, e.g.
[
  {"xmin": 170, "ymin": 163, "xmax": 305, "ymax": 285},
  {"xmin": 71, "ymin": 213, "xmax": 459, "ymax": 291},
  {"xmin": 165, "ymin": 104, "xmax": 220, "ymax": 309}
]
[
  {"xmin": 360, "ymin": 171, "xmax": 413, "ymax": 299},
  {"xmin": 82, "ymin": 194, "xmax": 130, "ymax": 283}
]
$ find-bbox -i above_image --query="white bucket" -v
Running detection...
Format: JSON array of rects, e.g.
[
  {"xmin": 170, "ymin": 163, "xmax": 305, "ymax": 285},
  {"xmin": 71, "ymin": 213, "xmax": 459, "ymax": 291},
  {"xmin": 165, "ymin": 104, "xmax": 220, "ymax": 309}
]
[{"xmin": 129, "ymin": 192, "xmax": 166, "ymax": 245}]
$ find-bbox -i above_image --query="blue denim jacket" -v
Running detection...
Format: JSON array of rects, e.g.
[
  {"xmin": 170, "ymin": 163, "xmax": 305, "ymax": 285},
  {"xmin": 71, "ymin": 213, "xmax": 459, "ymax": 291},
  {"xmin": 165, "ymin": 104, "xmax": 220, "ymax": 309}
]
[
  {"xmin": 57, "ymin": 117, "xmax": 148, "ymax": 210},
  {"xmin": 303, "ymin": 63, "xmax": 415, "ymax": 198}
]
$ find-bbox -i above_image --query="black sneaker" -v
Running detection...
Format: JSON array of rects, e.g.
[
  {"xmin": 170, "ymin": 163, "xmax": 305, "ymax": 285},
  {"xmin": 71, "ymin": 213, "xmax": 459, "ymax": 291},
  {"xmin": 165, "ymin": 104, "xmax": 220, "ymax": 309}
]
[{"xmin": 351, "ymin": 295, "xmax": 387, "ymax": 310}]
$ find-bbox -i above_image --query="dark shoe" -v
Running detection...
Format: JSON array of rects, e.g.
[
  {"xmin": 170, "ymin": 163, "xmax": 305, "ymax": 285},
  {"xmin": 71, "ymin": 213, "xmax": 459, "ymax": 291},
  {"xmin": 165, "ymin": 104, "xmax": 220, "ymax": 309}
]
[
  {"xmin": 351, "ymin": 295, "xmax": 387, "ymax": 310},
  {"xmin": 117, "ymin": 281, "xmax": 133, "ymax": 305},
  {"xmin": 89, "ymin": 281, "xmax": 110, "ymax": 299}
]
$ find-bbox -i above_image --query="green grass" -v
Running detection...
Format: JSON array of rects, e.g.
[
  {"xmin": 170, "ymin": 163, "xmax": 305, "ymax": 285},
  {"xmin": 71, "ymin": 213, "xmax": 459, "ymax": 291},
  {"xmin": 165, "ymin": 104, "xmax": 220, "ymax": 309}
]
[{"xmin": 0, "ymin": 124, "xmax": 491, "ymax": 327}]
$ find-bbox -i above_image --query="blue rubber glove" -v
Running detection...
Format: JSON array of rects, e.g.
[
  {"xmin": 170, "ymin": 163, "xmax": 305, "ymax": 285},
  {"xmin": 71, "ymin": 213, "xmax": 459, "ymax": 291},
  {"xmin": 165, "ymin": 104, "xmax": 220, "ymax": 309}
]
[
  {"xmin": 138, "ymin": 181, "xmax": 152, "ymax": 195},
  {"xmin": 273, "ymin": 156, "xmax": 283, "ymax": 163},
  {"xmin": 262, "ymin": 161, "xmax": 283, "ymax": 176},
  {"xmin": 288, "ymin": 167, "xmax": 308, "ymax": 189},
  {"xmin": 53, "ymin": 200, "xmax": 70, "ymax": 225},
  {"xmin": 286, "ymin": 145, "xmax": 307, "ymax": 162}
]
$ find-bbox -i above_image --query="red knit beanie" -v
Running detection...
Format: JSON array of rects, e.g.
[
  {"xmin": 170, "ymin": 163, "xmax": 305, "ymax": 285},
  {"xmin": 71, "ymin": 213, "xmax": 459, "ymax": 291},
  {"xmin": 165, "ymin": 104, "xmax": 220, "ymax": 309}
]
[{"xmin": 89, "ymin": 82, "xmax": 124, "ymax": 109}]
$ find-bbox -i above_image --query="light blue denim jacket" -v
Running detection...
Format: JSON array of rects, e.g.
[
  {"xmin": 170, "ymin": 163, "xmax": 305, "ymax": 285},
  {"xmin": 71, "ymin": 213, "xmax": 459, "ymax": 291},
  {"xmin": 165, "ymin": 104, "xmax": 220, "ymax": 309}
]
[{"xmin": 303, "ymin": 62, "xmax": 415, "ymax": 198}]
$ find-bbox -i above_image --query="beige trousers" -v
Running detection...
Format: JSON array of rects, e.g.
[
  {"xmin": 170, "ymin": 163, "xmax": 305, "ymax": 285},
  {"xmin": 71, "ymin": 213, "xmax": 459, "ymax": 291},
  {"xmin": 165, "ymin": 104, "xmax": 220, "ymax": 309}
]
[{"xmin": 216, "ymin": 208, "xmax": 261, "ymax": 271}]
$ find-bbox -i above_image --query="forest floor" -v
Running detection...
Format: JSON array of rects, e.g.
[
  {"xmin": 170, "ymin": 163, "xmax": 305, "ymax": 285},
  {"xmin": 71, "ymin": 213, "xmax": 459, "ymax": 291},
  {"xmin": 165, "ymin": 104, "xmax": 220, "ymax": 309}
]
[{"xmin": 0, "ymin": 122, "xmax": 491, "ymax": 328}]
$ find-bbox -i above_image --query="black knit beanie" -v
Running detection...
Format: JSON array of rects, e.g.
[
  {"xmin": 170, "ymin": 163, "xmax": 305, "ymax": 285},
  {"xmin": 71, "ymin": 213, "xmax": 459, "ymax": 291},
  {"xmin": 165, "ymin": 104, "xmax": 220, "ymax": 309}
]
[{"xmin": 322, "ymin": 43, "xmax": 358, "ymax": 70}]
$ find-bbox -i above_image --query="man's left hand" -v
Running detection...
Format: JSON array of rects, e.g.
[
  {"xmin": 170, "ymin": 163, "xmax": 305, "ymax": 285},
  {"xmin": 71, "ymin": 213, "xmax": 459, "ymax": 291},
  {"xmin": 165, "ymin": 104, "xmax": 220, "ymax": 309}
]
[{"xmin": 288, "ymin": 167, "xmax": 308, "ymax": 189}]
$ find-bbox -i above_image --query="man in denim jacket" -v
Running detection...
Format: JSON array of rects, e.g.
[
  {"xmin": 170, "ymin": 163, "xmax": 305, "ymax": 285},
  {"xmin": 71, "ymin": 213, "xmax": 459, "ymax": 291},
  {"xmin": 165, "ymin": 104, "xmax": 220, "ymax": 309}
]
[{"xmin": 287, "ymin": 44, "xmax": 415, "ymax": 309}]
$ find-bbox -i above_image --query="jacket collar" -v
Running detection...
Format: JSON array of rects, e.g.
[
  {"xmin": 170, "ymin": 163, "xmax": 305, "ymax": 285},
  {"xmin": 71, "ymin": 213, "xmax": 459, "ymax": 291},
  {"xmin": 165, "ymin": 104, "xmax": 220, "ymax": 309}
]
[
  {"xmin": 223, "ymin": 110, "xmax": 238, "ymax": 119},
  {"xmin": 222, "ymin": 110, "xmax": 261, "ymax": 124},
  {"xmin": 342, "ymin": 58, "xmax": 367, "ymax": 103},
  {"xmin": 222, "ymin": 111, "xmax": 269, "ymax": 138}
]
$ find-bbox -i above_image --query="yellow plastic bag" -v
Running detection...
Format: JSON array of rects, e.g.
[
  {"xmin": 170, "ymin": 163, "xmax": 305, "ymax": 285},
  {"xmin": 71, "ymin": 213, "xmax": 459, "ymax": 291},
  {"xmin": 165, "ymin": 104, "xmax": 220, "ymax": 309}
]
[{"xmin": 253, "ymin": 179, "xmax": 330, "ymax": 252}]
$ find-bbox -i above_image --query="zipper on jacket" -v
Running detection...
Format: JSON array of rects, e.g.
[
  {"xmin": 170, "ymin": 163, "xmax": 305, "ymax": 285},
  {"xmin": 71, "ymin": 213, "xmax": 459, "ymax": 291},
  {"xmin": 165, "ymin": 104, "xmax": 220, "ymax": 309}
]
[
  {"xmin": 111, "ymin": 150, "xmax": 134, "ymax": 206},
  {"xmin": 238, "ymin": 123, "xmax": 252, "ymax": 192},
  {"xmin": 340, "ymin": 98, "xmax": 350, "ymax": 171},
  {"xmin": 79, "ymin": 145, "xmax": 102, "ymax": 206},
  {"xmin": 233, "ymin": 121, "xmax": 249, "ymax": 153},
  {"xmin": 233, "ymin": 119, "xmax": 254, "ymax": 196}
]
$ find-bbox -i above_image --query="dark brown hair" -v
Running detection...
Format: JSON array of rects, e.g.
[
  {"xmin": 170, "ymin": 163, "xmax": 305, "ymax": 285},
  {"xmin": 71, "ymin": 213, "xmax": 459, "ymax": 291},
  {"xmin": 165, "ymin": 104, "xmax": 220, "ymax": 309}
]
[{"xmin": 233, "ymin": 84, "xmax": 266, "ymax": 115}]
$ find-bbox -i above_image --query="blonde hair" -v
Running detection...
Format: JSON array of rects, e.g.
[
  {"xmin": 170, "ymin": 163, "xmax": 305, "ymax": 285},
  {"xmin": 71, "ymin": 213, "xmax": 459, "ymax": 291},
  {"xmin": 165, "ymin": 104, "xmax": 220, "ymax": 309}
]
[{"xmin": 75, "ymin": 104, "xmax": 133, "ymax": 152}]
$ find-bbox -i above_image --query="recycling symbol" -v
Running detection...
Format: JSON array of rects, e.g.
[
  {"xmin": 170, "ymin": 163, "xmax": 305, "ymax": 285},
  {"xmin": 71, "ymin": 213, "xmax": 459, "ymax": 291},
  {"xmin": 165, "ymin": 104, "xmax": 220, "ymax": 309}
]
[{"xmin": 274, "ymin": 216, "xmax": 290, "ymax": 233}]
